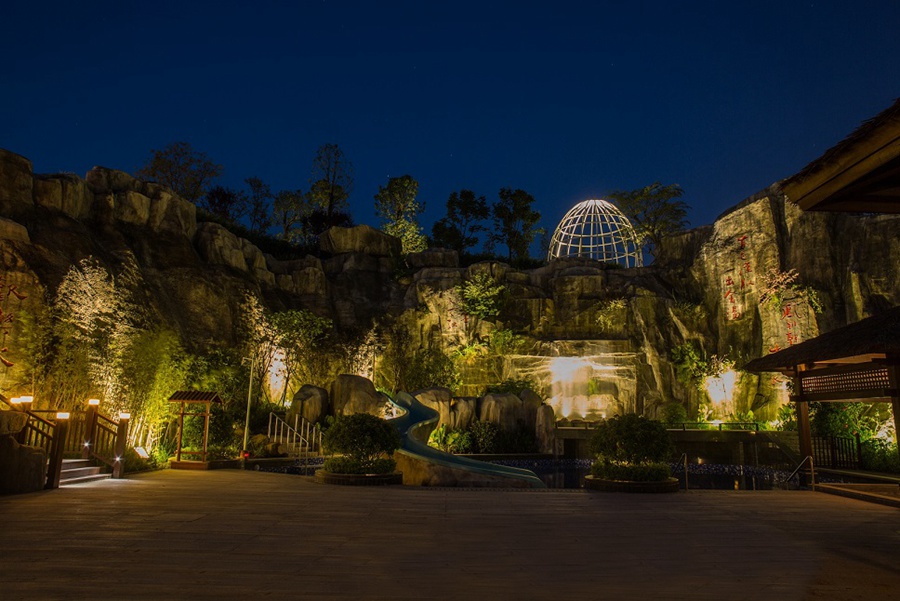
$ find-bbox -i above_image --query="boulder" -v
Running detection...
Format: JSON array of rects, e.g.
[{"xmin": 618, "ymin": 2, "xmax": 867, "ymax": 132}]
[
  {"xmin": 479, "ymin": 393, "xmax": 526, "ymax": 431},
  {"xmin": 193, "ymin": 222, "xmax": 248, "ymax": 271},
  {"xmin": 407, "ymin": 248, "xmax": 459, "ymax": 268},
  {"xmin": 289, "ymin": 385, "xmax": 330, "ymax": 424},
  {"xmin": 0, "ymin": 436, "xmax": 45, "ymax": 494},
  {"xmin": 84, "ymin": 166, "xmax": 141, "ymax": 194},
  {"xmin": 145, "ymin": 187, "xmax": 197, "ymax": 238},
  {"xmin": 319, "ymin": 225, "xmax": 401, "ymax": 257},
  {"xmin": 114, "ymin": 191, "xmax": 151, "ymax": 226},
  {"xmin": 415, "ymin": 388, "xmax": 476, "ymax": 430},
  {"xmin": 535, "ymin": 404, "xmax": 556, "ymax": 453},
  {"xmin": 518, "ymin": 388, "xmax": 543, "ymax": 430},
  {"xmin": 330, "ymin": 374, "xmax": 386, "ymax": 417},
  {"xmin": 0, "ymin": 217, "xmax": 30, "ymax": 243},
  {"xmin": 0, "ymin": 149, "xmax": 34, "ymax": 218},
  {"xmin": 33, "ymin": 173, "xmax": 92, "ymax": 219}
]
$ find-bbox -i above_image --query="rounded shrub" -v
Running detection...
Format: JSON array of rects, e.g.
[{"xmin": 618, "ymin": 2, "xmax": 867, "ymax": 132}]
[
  {"xmin": 322, "ymin": 413, "xmax": 401, "ymax": 474},
  {"xmin": 589, "ymin": 414, "xmax": 674, "ymax": 482},
  {"xmin": 590, "ymin": 413, "xmax": 673, "ymax": 464}
]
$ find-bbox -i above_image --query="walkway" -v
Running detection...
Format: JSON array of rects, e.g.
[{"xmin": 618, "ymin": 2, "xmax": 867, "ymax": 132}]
[{"xmin": 2, "ymin": 469, "xmax": 899, "ymax": 600}]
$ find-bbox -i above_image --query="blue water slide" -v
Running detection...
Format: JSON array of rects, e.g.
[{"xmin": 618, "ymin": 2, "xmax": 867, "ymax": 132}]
[{"xmin": 388, "ymin": 391, "xmax": 546, "ymax": 488}]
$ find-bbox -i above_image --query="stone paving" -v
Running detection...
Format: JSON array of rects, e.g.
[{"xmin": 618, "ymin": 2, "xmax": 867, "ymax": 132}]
[{"xmin": 2, "ymin": 469, "xmax": 899, "ymax": 600}]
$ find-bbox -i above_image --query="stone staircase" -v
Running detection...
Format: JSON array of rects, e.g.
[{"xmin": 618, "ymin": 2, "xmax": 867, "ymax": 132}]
[{"xmin": 59, "ymin": 459, "xmax": 110, "ymax": 486}]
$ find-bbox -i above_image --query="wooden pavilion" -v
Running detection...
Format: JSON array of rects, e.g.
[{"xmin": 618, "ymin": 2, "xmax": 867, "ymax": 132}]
[
  {"xmin": 168, "ymin": 391, "xmax": 224, "ymax": 469},
  {"xmin": 744, "ymin": 301, "xmax": 900, "ymax": 463},
  {"xmin": 744, "ymin": 98, "xmax": 900, "ymax": 467},
  {"xmin": 782, "ymin": 97, "xmax": 900, "ymax": 213}
]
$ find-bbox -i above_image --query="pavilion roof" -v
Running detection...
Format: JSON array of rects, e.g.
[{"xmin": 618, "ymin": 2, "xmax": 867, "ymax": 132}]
[
  {"xmin": 167, "ymin": 391, "xmax": 224, "ymax": 404},
  {"xmin": 782, "ymin": 98, "xmax": 900, "ymax": 213},
  {"xmin": 743, "ymin": 305, "xmax": 900, "ymax": 373}
]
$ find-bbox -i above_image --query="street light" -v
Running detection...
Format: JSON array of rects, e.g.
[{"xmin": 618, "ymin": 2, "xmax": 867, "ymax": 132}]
[{"xmin": 242, "ymin": 355, "xmax": 255, "ymax": 459}]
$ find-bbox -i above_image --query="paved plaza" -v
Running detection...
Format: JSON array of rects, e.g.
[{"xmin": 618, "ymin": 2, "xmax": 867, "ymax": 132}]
[{"xmin": 2, "ymin": 469, "xmax": 899, "ymax": 600}]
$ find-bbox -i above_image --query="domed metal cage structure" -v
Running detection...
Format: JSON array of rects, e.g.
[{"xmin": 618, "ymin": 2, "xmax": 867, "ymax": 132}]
[{"xmin": 547, "ymin": 199, "xmax": 643, "ymax": 267}]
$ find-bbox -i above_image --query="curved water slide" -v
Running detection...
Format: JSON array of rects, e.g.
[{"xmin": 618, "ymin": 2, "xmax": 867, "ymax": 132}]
[{"xmin": 388, "ymin": 391, "xmax": 546, "ymax": 488}]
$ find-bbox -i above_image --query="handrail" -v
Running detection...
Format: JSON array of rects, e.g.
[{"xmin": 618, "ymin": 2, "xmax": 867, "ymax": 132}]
[
  {"xmin": 786, "ymin": 455, "xmax": 816, "ymax": 490},
  {"xmin": 675, "ymin": 453, "xmax": 689, "ymax": 490},
  {"xmin": 267, "ymin": 413, "xmax": 322, "ymax": 464},
  {"xmin": 1, "ymin": 397, "xmax": 129, "ymax": 486}
]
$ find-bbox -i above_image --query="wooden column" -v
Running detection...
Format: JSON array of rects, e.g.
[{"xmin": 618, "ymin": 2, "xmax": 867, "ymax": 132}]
[
  {"xmin": 113, "ymin": 415, "xmax": 129, "ymax": 478},
  {"xmin": 45, "ymin": 416, "xmax": 69, "ymax": 490},
  {"xmin": 201, "ymin": 402, "xmax": 211, "ymax": 463},
  {"xmin": 82, "ymin": 403, "xmax": 97, "ymax": 459},
  {"xmin": 176, "ymin": 401, "xmax": 185, "ymax": 462},
  {"xmin": 793, "ymin": 368, "xmax": 813, "ymax": 461}
]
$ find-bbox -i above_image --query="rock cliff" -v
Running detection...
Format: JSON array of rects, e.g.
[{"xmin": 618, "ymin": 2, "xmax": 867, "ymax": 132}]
[{"xmin": 1, "ymin": 148, "xmax": 898, "ymax": 423}]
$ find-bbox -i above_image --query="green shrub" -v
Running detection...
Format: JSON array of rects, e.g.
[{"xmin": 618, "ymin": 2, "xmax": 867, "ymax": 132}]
[
  {"xmin": 322, "ymin": 414, "xmax": 401, "ymax": 472},
  {"xmin": 428, "ymin": 425, "xmax": 478, "ymax": 454},
  {"xmin": 590, "ymin": 414, "xmax": 673, "ymax": 464},
  {"xmin": 860, "ymin": 439, "xmax": 900, "ymax": 474},
  {"xmin": 485, "ymin": 378, "xmax": 538, "ymax": 396},
  {"xmin": 591, "ymin": 459, "xmax": 671, "ymax": 482},
  {"xmin": 660, "ymin": 402, "xmax": 687, "ymax": 425},
  {"xmin": 457, "ymin": 273, "xmax": 505, "ymax": 320},
  {"xmin": 123, "ymin": 447, "xmax": 151, "ymax": 473},
  {"xmin": 468, "ymin": 420, "xmax": 500, "ymax": 454},
  {"xmin": 323, "ymin": 456, "xmax": 397, "ymax": 475}
]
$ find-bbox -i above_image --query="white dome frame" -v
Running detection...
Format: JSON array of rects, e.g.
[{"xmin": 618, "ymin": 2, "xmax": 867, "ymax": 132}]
[{"xmin": 547, "ymin": 199, "xmax": 643, "ymax": 267}]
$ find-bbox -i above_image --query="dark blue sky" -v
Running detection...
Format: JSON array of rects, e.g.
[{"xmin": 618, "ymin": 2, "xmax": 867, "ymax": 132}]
[{"xmin": 3, "ymin": 1, "xmax": 899, "ymax": 243}]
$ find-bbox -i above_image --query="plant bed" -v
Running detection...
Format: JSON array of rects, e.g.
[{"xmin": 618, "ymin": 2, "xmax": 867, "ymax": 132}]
[
  {"xmin": 314, "ymin": 469, "xmax": 402, "ymax": 486},
  {"xmin": 584, "ymin": 475, "xmax": 680, "ymax": 493},
  {"xmin": 169, "ymin": 459, "xmax": 241, "ymax": 470}
]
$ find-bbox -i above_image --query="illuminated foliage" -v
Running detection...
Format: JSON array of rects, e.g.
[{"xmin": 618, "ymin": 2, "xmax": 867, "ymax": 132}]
[
  {"xmin": 374, "ymin": 175, "xmax": 427, "ymax": 254},
  {"xmin": 323, "ymin": 413, "xmax": 401, "ymax": 473},
  {"xmin": 457, "ymin": 273, "xmax": 505, "ymax": 320},
  {"xmin": 590, "ymin": 413, "xmax": 673, "ymax": 464},
  {"xmin": 758, "ymin": 268, "xmax": 823, "ymax": 313}
]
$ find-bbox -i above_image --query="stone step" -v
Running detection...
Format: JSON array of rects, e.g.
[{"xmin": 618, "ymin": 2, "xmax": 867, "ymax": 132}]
[
  {"xmin": 60, "ymin": 473, "xmax": 111, "ymax": 486},
  {"xmin": 60, "ymin": 465, "xmax": 103, "ymax": 481},
  {"xmin": 62, "ymin": 459, "xmax": 94, "ymax": 470}
]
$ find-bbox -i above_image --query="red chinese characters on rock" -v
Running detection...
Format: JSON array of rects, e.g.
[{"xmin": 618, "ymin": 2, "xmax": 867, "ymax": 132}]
[
  {"xmin": 724, "ymin": 234, "xmax": 755, "ymax": 321},
  {"xmin": 781, "ymin": 303, "xmax": 801, "ymax": 347}
]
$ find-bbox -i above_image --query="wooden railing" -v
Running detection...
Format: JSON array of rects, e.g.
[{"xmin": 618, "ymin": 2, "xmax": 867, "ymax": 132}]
[
  {"xmin": 812, "ymin": 434, "xmax": 861, "ymax": 470},
  {"xmin": 1, "ymin": 398, "xmax": 129, "ymax": 488}
]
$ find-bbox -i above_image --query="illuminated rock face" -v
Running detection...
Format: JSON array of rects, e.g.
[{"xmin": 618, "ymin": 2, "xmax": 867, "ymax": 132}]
[
  {"xmin": 458, "ymin": 340, "xmax": 641, "ymax": 421},
  {"xmin": 548, "ymin": 199, "xmax": 643, "ymax": 267}
]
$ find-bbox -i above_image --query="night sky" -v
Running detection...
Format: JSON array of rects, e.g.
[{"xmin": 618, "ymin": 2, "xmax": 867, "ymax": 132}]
[{"xmin": 3, "ymin": 1, "xmax": 899, "ymax": 245}]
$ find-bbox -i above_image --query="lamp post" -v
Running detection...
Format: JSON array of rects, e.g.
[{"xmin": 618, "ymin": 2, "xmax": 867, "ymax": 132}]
[{"xmin": 242, "ymin": 355, "xmax": 255, "ymax": 460}]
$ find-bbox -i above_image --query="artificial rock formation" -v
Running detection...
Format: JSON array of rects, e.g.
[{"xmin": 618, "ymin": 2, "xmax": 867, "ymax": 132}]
[{"xmin": 1, "ymin": 148, "xmax": 899, "ymax": 425}]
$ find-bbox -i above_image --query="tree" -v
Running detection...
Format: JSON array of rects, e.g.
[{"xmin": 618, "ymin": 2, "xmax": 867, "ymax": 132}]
[
  {"xmin": 374, "ymin": 175, "xmax": 427, "ymax": 254},
  {"xmin": 490, "ymin": 188, "xmax": 542, "ymax": 262},
  {"xmin": 244, "ymin": 177, "xmax": 273, "ymax": 235},
  {"xmin": 200, "ymin": 185, "xmax": 248, "ymax": 223},
  {"xmin": 271, "ymin": 189, "xmax": 311, "ymax": 243},
  {"xmin": 137, "ymin": 142, "xmax": 223, "ymax": 203},
  {"xmin": 300, "ymin": 207, "xmax": 354, "ymax": 241},
  {"xmin": 431, "ymin": 189, "xmax": 489, "ymax": 255},
  {"xmin": 309, "ymin": 143, "xmax": 353, "ymax": 217},
  {"xmin": 606, "ymin": 182, "xmax": 689, "ymax": 259}
]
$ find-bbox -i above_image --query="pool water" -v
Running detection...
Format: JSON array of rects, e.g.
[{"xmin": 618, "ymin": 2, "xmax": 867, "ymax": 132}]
[{"xmin": 487, "ymin": 459, "xmax": 824, "ymax": 490}]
